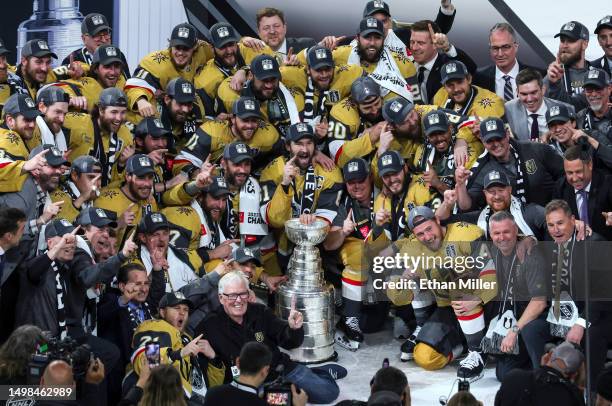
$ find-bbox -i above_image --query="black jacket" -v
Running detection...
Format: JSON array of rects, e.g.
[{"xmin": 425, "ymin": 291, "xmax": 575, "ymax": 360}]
[
  {"xmin": 473, "ymin": 61, "xmax": 545, "ymax": 94},
  {"xmin": 285, "ymin": 37, "xmax": 317, "ymax": 53},
  {"xmin": 590, "ymin": 55, "xmax": 611, "ymax": 77},
  {"xmin": 203, "ymin": 381, "xmax": 267, "ymax": 406},
  {"xmin": 196, "ymin": 303, "xmax": 304, "ymax": 384}
]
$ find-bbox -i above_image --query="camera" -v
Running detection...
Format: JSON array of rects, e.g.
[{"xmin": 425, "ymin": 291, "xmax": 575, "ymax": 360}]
[
  {"xmin": 27, "ymin": 334, "xmax": 92, "ymax": 384},
  {"xmin": 264, "ymin": 365, "xmax": 293, "ymax": 406}
]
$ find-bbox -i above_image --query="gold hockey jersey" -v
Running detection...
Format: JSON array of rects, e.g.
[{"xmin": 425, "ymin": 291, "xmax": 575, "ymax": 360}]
[{"xmin": 52, "ymin": 76, "xmax": 126, "ymax": 114}]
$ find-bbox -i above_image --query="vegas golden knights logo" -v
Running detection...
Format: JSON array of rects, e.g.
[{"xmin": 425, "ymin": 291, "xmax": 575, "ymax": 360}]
[{"xmin": 255, "ymin": 331, "xmax": 264, "ymax": 342}]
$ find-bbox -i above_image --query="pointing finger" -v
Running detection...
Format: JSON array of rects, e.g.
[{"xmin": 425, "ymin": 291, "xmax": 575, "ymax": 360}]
[
  {"xmin": 127, "ymin": 203, "xmax": 136, "ymax": 210},
  {"xmin": 70, "ymin": 225, "xmax": 81, "ymax": 235},
  {"xmin": 291, "ymin": 296, "xmax": 297, "ymax": 312},
  {"xmin": 128, "ymin": 229, "xmax": 137, "ymax": 242},
  {"xmin": 54, "ymin": 200, "xmax": 65, "ymax": 206},
  {"xmin": 428, "ymin": 23, "xmax": 436, "ymax": 40},
  {"xmin": 347, "ymin": 208, "xmax": 353, "ymax": 219}
]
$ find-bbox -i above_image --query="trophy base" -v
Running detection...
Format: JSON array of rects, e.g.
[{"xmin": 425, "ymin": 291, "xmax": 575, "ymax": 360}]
[{"xmin": 295, "ymin": 350, "xmax": 339, "ymax": 365}]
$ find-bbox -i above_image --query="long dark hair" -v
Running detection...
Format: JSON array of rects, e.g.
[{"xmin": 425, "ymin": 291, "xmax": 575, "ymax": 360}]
[
  {"xmin": 140, "ymin": 365, "xmax": 187, "ymax": 406},
  {"xmin": 0, "ymin": 325, "xmax": 45, "ymax": 380}
]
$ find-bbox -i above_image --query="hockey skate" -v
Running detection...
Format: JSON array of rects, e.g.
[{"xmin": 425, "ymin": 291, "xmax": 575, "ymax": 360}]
[
  {"xmin": 399, "ymin": 325, "xmax": 421, "ymax": 361},
  {"xmin": 335, "ymin": 316, "xmax": 364, "ymax": 351}
]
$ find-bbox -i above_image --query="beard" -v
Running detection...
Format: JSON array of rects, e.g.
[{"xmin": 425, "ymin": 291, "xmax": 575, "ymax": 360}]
[
  {"xmin": 559, "ymin": 48, "xmax": 581, "ymax": 66},
  {"xmin": 357, "ymin": 43, "xmax": 383, "ymax": 63}
]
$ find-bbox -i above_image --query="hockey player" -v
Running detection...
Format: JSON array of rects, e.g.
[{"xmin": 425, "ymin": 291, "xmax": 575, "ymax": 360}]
[
  {"xmin": 0, "ymin": 93, "xmax": 41, "ymax": 161},
  {"xmin": 27, "ymin": 87, "xmax": 70, "ymax": 152}
]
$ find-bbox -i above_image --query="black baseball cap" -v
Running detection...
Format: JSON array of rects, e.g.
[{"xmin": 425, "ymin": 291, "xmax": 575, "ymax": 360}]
[
  {"xmin": 209, "ymin": 22, "xmax": 240, "ymax": 49},
  {"xmin": 92, "ymin": 44, "xmax": 122, "ymax": 66},
  {"xmin": 223, "ymin": 141, "xmax": 254, "ymax": 163},
  {"xmin": 583, "ymin": 68, "xmax": 609, "ymax": 89},
  {"xmin": 359, "ymin": 17, "xmax": 384, "ymax": 37},
  {"xmin": 169, "ymin": 23, "xmax": 197, "ymax": 48},
  {"xmin": 484, "ymin": 170, "xmax": 510, "ymax": 189},
  {"xmin": 21, "ymin": 39, "xmax": 57, "ymax": 59},
  {"xmin": 479, "ymin": 117, "xmax": 506, "ymax": 142},
  {"xmin": 351, "ymin": 76, "xmax": 381, "ymax": 103},
  {"xmin": 0, "ymin": 38, "xmax": 9, "ymax": 56},
  {"xmin": 158, "ymin": 291, "xmax": 193, "ymax": 310},
  {"xmin": 286, "ymin": 122, "xmax": 315, "ymax": 143},
  {"xmin": 343, "ymin": 158, "xmax": 370, "ymax": 182},
  {"xmin": 45, "ymin": 218, "xmax": 75, "ymax": 239},
  {"xmin": 166, "ymin": 78, "xmax": 195, "ymax": 104},
  {"xmin": 3, "ymin": 93, "xmax": 41, "ymax": 119},
  {"xmin": 554, "ymin": 21, "xmax": 589, "ymax": 41},
  {"xmin": 363, "ymin": 0, "xmax": 390, "ymax": 17},
  {"xmin": 407, "ymin": 206, "xmax": 435, "ymax": 231},
  {"xmin": 135, "ymin": 117, "xmax": 172, "ymax": 138},
  {"xmin": 98, "ymin": 87, "xmax": 127, "ymax": 107},
  {"xmin": 203, "ymin": 176, "xmax": 231, "ymax": 197},
  {"xmin": 71, "ymin": 155, "xmax": 102, "ymax": 174},
  {"xmin": 377, "ymin": 150, "xmax": 404, "ymax": 176},
  {"xmin": 232, "ymin": 97, "xmax": 262, "ymax": 119},
  {"xmin": 382, "ymin": 97, "xmax": 413, "ymax": 124},
  {"xmin": 595, "ymin": 15, "xmax": 612, "ymax": 34},
  {"xmin": 126, "ymin": 154, "xmax": 155, "ymax": 176},
  {"xmin": 423, "ymin": 110, "xmax": 450, "ymax": 136},
  {"xmin": 81, "ymin": 13, "xmax": 111, "ymax": 36},
  {"xmin": 76, "ymin": 207, "xmax": 118, "ymax": 228},
  {"xmin": 440, "ymin": 61, "xmax": 469, "ymax": 85},
  {"xmin": 37, "ymin": 86, "xmax": 70, "ymax": 106},
  {"xmin": 545, "ymin": 103, "xmax": 575, "ymax": 125},
  {"xmin": 139, "ymin": 212, "xmax": 170, "ymax": 234},
  {"xmin": 251, "ymin": 54, "xmax": 281, "ymax": 80},
  {"xmin": 29, "ymin": 144, "xmax": 70, "ymax": 167},
  {"xmin": 233, "ymin": 247, "xmax": 262, "ymax": 266},
  {"xmin": 307, "ymin": 46, "xmax": 334, "ymax": 70}
]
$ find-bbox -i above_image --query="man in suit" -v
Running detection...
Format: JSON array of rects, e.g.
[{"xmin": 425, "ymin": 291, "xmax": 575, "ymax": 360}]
[
  {"xmin": 591, "ymin": 15, "xmax": 612, "ymax": 77},
  {"xmin": 408, "ymin": 20, "xmax": 476, "ymax": 104},
  {"xmin": 474, "ymin": 23, "xmax": 543, "ymax": 102},
  {"xmin": 554, "ymin": 145, "xmax": 612, "ymax": 240},
  {"xmin": 256, "ymin": 7, "xmax": 316, "ymax": 60},
  {"xmin": 505, "ymin": 68, "xmax": 575, "ymax": 141}
]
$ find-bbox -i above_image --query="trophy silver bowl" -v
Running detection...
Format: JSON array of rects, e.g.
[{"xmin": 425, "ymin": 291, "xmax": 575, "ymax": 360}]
[{"xmin": 277, "ymin": 219, "xmax": 336, "ymax": 363}]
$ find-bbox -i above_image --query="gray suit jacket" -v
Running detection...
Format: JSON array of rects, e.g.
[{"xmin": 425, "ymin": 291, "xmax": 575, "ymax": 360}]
[{"xmin": 505, "ymin": 97, "xmax": 575, "ymax": 141}]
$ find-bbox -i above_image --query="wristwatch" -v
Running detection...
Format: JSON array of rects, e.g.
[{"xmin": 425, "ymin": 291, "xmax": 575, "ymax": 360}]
[{"xmin": 511, "ymin": 325, "xmax": 521, "ymax": 334}]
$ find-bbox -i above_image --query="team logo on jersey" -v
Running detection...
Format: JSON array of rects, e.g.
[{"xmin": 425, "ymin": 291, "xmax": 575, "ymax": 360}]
[
  {"xmin": 381, "ymin": 155, "xmax": 393, "ymax": 166},
  {"xmin": 37, "ymin": 41, "xmax": 49, "ymax": 50},
  {"xmin": 549, "ymin": 105, "xmax": 560, "ymax": 117},
  {"xmin": 296, "ymin": 123, "xmax": 309, "ymax": 132},
  {"xmin": 525, "ymin": 159, "xmax": 537, "ymax": 175},
  {"xmin": 244, "ymin": 99, "xmax": 256, "ymax": 110},
  {"xmin": 485, "ymin": 120, "xmax": 498, "ymax": 132},
  {"xmin": 366, "ymin": 18, "xmax": 378, "ymax": 28},
  {"xmin": 445, "ymin": 63, "xmax": 457, "ymax": 74},
  {"xmin": 217, "ymin": 26, "xmax": 230, "ymax": 38},
  {"xmin": 428, "ymin": 114, "xmax": 440, "ymax": 125},
  {"xmin": 154, "ymin": 119, "xmax": 164, "ymax": 128},
  {"xmin": 347, "ymin": 161, "xmax": 359, "ymax": 172},
  {"xmin": 91, "ymin": 15, "xmax": 105, "ymax": 25},
  {"xmin": 95, "ymin": 209, "xmax": 108, "ymax": 218},
  {"xmin": 390, "ymin": 100, "xmax": 403, "ymax": 113},
  {"xmin": 255, "ymin": 332, "xmax": 264, "ymax": 342},
  {"xmin": 139, "ymin": 156, "xmax": 152, "ymax": 166},
  {"xmin": 151, "ymin": 213, "xmax": 164, "ymax": 223},
  {"xmin": 445, "ymin": 244, "xmax": 457, "ymax": 258},
  {"xmin": 177, "ymin": 27, "xmax": 190, "ymax": 38},
  {"xmin": 106, "ymin": 47, "xmax": 117, "ymax": 56},
  {"xmin": 587, "ymin": 70, "xmax": 600, "ymax": 79},
  {"xmin": 328, "ymin": 90, "xmax": 340, "ymax": 103},
  {"xmin": 261, "ymin": 59, "xmax": 274, "ymax": 70},
  {"xmin": 315, "ymin": 48, "xmax": 328, "ymax": 59},
  {"xmin": 25, "ymin": 97, "xmax": 36, "ymax": 108},
  {"xmin": 563, "ymin": 22, "xmax": 575, "ymax": 32},
  {"xmin": 181, "ymin": 83, "xmax": 193, "ymax": 94}
]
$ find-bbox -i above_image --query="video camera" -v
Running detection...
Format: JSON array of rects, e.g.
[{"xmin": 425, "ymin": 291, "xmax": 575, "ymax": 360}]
[
  {"xmin": 263, "ymin": 365, "xmax": 293, "ymax": 406},
  {"xmin": 27, "ymin": 334, "xmax": 92, "ymax": 385},
  {"xmin": 439, "ymin": 377, "xmax": 470, "ymax": 405}
]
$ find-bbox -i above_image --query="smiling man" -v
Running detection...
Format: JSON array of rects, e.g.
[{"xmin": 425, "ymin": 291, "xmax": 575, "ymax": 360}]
[
  {"xmin": 592, "ymin": 15, "xmax": 612, "ymax": 76},
  {"xmin": 576, "ymin": 68, "xmax": 612, "ymax": 139}
]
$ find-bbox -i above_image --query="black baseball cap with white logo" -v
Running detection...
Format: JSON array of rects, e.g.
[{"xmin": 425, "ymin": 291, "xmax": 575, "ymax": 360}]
[
  {"xmin": 45, "ymin": 218, "xmax": 75, "ymax": 239},
  {"xmin": 359, "ymin": 17, "xmax": 384, "ymax": 37},
  {"xmin": 81, "ymin": 13, "xmax": 111, "ymax": 36},
  {"xmin": 484, "ymin": 170, "xmax": 510, "ymax": 189},
  {"xmin": 223, "ymin": 141, "xmax": 254, "ymax": 163},
  {"xmin": 126, "ymin": 154, "xmax": 155, "ymax": 176},
  {"xmin": 233, "ymin": 247, "xmax": 262, "ymax": 266},
  {"xmin": 170, "ymin": 23, "xmax": 197, "ymax": 48},
  {"xmin": 135, "ymin": 117, "xmax": 172, "ymax": 138},
  {"xmin": 37, "ymin": 86, "xmax": 70, "ymax": 106},
  {"xmin": 29, "ymin": 144, "xmax": 70, "ymax": 167},
  {"xmin": 0, "ymin": 37, "xmax": 9, "ymax": 56},
  {"xmin": 554, "ymin": 21, "xmax": 589, "ymax": 41},
  {"xmin": 423, "ymin": 110, "xmax": 450, "ymax": 136},
  {"xmin": 166, "ymin": 78, "xmax": 195, "ymax": 104},
  {"xmin": 440, "ymin": 61, "xmax": 469, "ymax": 85},
  {"xmin": 307, "ymin": 46, "xmax": 334, "ymax": 70},
  {"xmin": 583, "ymin": 68, "xmax": 609, "ymax": 89},
  {"xmin": 595, "ymin": 15, "xmax": 612, "ymax": 34},
  {"xmin": 363, "ymin": 0, "xmax": 390, "ymax": 17},
  {"xmin": 21, "ymin": 39, "xmax": 57, "ymax": 59},
  {"xmin": 377, "ymin": 150, "xmax": 404, "ymax": 176},
  {"xmin": 382, "ymin": 97, "xmax": 413, "ymax": 124},
  {"xmin": 204, "ymin": 176, "xmax": 231, "ymax": 198},
  {"xmin": 232, "ymin": 97, "xmax": 262, "ymax": 120},
  {"xmin": 139, "ymin": 212, "xmax": 170, "ymax": 234},
  {"xmin": 343, "ymin": 158, "xmax": 370, "ymax": 182},
  {"xmin": 4, "ymin": 93, "xmax": 41, "ymax": 119},
  {"xmin": 209, "ymin": 22, "xmax": 240, "ymax": 49},
  {"xmin": 286, "ymin": 122, "xmax": 315, "ymax": 143},
  {"xmin": 92, "ymin": 44, "xmax": 122, "ymax": 66},
  {"xmin": 351, "ymin": 76, "xmax": 381, "ymax": 103},
  {"xmin": 76, "ymin": 207, "xmax": 118, "ymax": 228},
  {"xmin": 98, "ymin": 87, "xmax": 127, "ymax": 107},
  {"xmin": 545, "ymin": 103, "xmax": 575, "ymax": 125},
  {"xmin": 158, "ymin": 291, "xmax": 193, "ymax": 310},
  {"xmin": 71, "ymin": 155, "xmax": 102, "ymax": 174},
  {"xmin": 250, "ymin": 54, "xmax": 281, "ymax": 80},
  {"xmin": 479, "ymin": 117, "xmax": 506, "ymax": 142}
]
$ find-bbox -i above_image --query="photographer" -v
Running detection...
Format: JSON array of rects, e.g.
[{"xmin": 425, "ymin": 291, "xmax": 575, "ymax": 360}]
[
  {"xmin": 336, "ymin": 366, "xmax": 411, "ymax": 406},
  {"xmin": 0, "ymin": 325, "xmax": 45, "ymax": 385},
  {"xmin": 204, "ymin": 341, "xmax": 307, "ymax": 406}
]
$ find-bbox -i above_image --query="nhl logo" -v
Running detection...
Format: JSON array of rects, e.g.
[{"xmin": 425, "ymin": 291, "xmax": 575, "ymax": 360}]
[
  {"xmin": 374, "ymin": 0, "xmax": 385, "ymax": 7},
  {"xmin": 549, "ymin": 105, "xmax": 560, "ymax": 116},
  {"xmin": 587, "ymin": 70, "xmax": 600, "ymax": 79},
  {"xmin": 390, "ymin": 100, "xmax": 403, "ymax": 113},
  {"xmin": 296, "ymin": 123, "xmax": 308, "ymax": 132},
  {"xmin": 60, "ymin": 219, "xmax": 72, "ymax": 227},
  {"xmin": 96, "ymin": 208, "xmax": 107, "ymax": 218},
  {"xmin": 244, "ymin": 99, "xmax": 256, "ymax": 110},
  {"xmin": 92, "ymin": 15, "xmax": 104, "ymax": 25},
  {"xmin": 151, "ymin": 213, "xmax": 164, "ymax": 223},
  {"xmin": 177, "ymin": 27, "xmax": 190, "ymax": 38},
  {"xmin": 236, "ymin": 144, "xmax": 248, "ymax": 154},
  {"xmin": 25, "ymin": 98, "xmax": 35, "ymax": 108},
  {"xmin": 217, "ymin": 26, "xmax": 230, "ymax": 38},
  {"xmin": 174, "ymin": 291, "xmax": 187, "ymax": 300},
  {"xmin": 445, "ymin": 63, "xmax": 457, "ymax": 74},
  {"xmin": 348, "ymin": 161, "xmax": 359, "ymax": 172},
  {"xmin": 181, "ymin": 83, "xmax": 193, "ymax": 93},
  {"xmin": 366, "ymin": 18, "xmax": 378, "ymax": 28},
  {"xmin": 428, "ymin": 114, "xmax": 440, "ymax": 125},
  {"xmin": 315, "ymin": 48, "xmax": 327, "ymax": 60},
  {"xmin": 217, "ymin": 178, "xmax": 227, "ymax": 188},
  {"xmin": 243, "ymin": 248, "xmax": 253, "ymax": 256},
  {"xmin": 106, "ymin": 47, "xmax": 117, "ymax": 56},
  {"xmin": 51, "ymin": 147, "xmax": 62, "ymax": 156},
  {"xmin": 381, "ymin": 155, "xmax": 393, "ymax": 166},
  {"xmin": 154, "ymin": 119, "xmax": 164, "ymax": 128},
  {"xmin": 489, "ymin": 171, "xmax": 501, "ymax": 180},
  {"xmin": 601, "ymin": 16, "xmax": 611, "ymax": 25},
  {"xmin": 485, "ymin": 120, "xmax": 498, "ymax": 132},
  {"xmin": 37, "ymin": 41, "xmax": 49, "ymax": 50},
  {"xmin": 139, "ymin": 156, "xmax": 151, "ymax": 166},
  {"xmin": 563, "ymin": 22, "xmax": 575, "ymax": 31},
  {"xmin": 262, "ymin": 59, "xmax": 274, "ymax": 70}
]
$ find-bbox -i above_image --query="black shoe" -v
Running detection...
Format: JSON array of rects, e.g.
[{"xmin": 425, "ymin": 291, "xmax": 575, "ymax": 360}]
[
  {"xmin": 457, "ymin": 350, "xmax": 485, "ymax": 382},
  {"xmin": 400, "ymin": 325, "xmax": 421, "ymax": 361}
]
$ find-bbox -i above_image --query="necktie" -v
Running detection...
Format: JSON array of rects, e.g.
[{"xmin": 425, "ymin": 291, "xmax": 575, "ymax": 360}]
[
  {"xmin": 529, "ymin": 113, "xmax": 540, "ymax": 140},
  {"xmin": 418, "ymin": 66, "xmax": 428, "ymax": 103},
  {"xmin": 502, "ymin": 75, "xmax": 513, "ymax": 101},
  {"xmin": 577, "ymin": 189, "xmax": 589, "ymax": 225}
]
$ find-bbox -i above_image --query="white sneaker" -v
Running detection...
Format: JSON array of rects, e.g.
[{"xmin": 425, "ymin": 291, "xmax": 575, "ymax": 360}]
[{"xmin": 457, "ymin": 350, "xmax": 485, "ymax": 382}]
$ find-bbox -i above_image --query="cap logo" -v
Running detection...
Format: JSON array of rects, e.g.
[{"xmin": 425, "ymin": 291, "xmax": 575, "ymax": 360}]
[
  {"xmin": 601, "ymin": 17, "xmax": 611, "ymax": 25},
  {"xmin": 106, "ymin": 47, "xmax": 117, "ymax": 56},
  {"xmin": 139, "ymin": 156, "xmax": 151, "ymax": 166},
  {"xmin": 296, "ymin": 123, "xmax": 308, "ymax": 132},
  {"xmin": 217, "ymin": 26, "xmax": 230, "ymax": 38},
  {"xmin": 366, "ymin": 18, "xmax": 378, "ymax": 28},
  {"xmin": 154, "ymin": 119, "xmax": 164, "ymax": 128},
  {"xmin": 151, "ymin": 213, "xmax": 163, "ymax": 223},
  {"xmin": 347, "ymin": 161, "xmax": 359, "ymax": 172},
  {"xmin": 489, "ymin": 171, "xmax": 501, "ymax": 180},
  {"xmin": 381, "ymin": 155, "xmax": 393, "ymax": 166},
  {"xmin": 37, "ymin": 41, "xmax": 49, "ymax": 50},
  {"xmin": 60, "ymin": 219, "xmax": 72, "ymax": 227},
  {"xmin": 428, "ymin": 114, "xmax": 440, "ymax": 125},
  {"xmin": 175, "ymin": 291, "xmax": 186, "ymax": 300},
  {"xmin": 262, "ymin": 59, "xmax": 274, "ymax": 70},
  {"xmin": 92, "ymin": 15, "xmax": 104, "ymax": 25},
  {"xmin": 374, "ymin": 0, "xmax": 385, "ymax": 7},
  {"xmin": 50, "ymin": 147, "xmax": 62, "ymax": 156},
  {"xmin": 563, "ymin": 22, "xmax": 575, "ymax": 31},
  {"xmin": 177, "ymin": 27, "xmax": 190, "ymax": 38},
  {"xmin": 181, "ymin": 82, "xmax": 193, "ymax": 93},
  {"xmin": 244, "ymin": 99, "xmax": 255, "ymax": 110},
  {"xmin": 485, "ymin": 120, "xmax": 498, "ymax": 132},
  {"xmin": 550, "ymin": 105, "xmax": 560, "ymax": 116},
  {"xmin": 25, "ymin": 97, "xmax": 35, "ymax": 108},
  {"xmin": 95, "ymin": 208, "xmax": 107, "ymax": 218},
  {"xmin": 389, "ymin": 100, "xmax": 403, "ymax": 113},
  {"xmin": 315, "ymin": 48, "xmax": 327, "ymax": 59},
  {"xmin": 445, "ymin": 63, "xmax": 457, "ymax": 73},
  {"xmin": 587, "ymin": 70, "xmax": 600, "ymax": 79},
  {"xmin": 217, "ymin": 178, "xmax": 227, "ymax": 188},
  {"xmin": 243, "ymin": 248, "xmax": 253, "ymax": 256},
  {"xmin": 235, "ymin": 143, "xmax": 248, "ymax": 154}
]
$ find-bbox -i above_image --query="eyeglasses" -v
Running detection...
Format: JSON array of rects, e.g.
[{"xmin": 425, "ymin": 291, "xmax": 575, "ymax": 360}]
[
  {"xmin": 489, "ymin": 44, "xmax": 515, "ymax": 53},
  {"xmin": 222, "ymin": 291, "xmax": 250, "ymax": 301}
]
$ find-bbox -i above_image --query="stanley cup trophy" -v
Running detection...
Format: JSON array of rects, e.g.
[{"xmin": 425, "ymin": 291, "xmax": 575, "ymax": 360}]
[{"xmin": 276, "ymin": 218, "xmax": 336, "ymax": 363}]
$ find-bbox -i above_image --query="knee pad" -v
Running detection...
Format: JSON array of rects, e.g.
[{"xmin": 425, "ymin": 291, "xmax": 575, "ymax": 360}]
[{"xmin": 414, "ymin": 342, "xmax": 449, "ymax": 371}]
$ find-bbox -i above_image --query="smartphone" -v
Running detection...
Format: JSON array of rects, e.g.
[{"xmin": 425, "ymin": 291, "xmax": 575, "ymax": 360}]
[
  {"xmin": 265, "ymin": 390, "xmax": 291, "ymax": 406},
  {"xmin": 382, "ymin": 358, "xmax": 390, "ymax": 368},
  {"xmin": 145, "ymin": 343, "xmax": 160, "ymax": 367}
]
